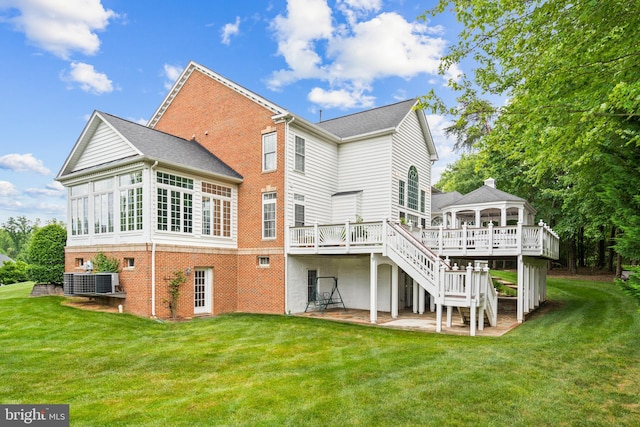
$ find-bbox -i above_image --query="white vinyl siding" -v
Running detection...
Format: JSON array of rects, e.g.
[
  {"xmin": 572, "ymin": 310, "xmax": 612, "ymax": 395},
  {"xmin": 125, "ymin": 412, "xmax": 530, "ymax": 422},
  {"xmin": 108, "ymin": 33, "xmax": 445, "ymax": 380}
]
[
  {"xmin": 337, "ymin": 136, "xmax": 392, "ymax": 221},
  {"xmin": 75, "ymin": 121, "xmax": 137, "ymax": 171},
  {"xmin": 392, "ymin": 110, "xmax": 432, "ymax": 223},
  {"xmin": 286, "ymin": 129, "xmax": 338, "ymax": 226}
]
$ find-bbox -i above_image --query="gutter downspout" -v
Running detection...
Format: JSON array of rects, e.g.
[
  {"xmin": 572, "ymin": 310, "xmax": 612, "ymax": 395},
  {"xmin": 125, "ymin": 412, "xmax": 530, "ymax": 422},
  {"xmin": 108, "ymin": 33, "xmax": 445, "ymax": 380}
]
[
  {"xmin": 150, "ymin": 161, "xmax": 158, "ymax": 318},
  {"xmin": 280, "ymin": 114, "xmax": 295, "ymax": 315}
]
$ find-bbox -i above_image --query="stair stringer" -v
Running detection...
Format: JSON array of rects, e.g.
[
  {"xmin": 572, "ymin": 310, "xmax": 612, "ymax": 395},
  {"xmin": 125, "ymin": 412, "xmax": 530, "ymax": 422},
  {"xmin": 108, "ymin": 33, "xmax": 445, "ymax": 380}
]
[{"xmin": 384, "ymin": 244, "xmax": 440, "ymax": 298}]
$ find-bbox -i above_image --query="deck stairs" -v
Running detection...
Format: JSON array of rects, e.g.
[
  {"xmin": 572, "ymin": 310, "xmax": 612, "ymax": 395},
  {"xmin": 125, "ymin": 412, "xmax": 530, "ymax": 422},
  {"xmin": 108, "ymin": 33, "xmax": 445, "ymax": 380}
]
[{"xmin": 384, "ymin": 221, "xmax": 498, "ymax": 335}]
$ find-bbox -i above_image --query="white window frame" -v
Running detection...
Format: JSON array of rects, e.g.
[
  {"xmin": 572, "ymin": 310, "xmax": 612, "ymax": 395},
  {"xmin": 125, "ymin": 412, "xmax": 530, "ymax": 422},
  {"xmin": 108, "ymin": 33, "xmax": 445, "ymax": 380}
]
[
  {"xmin": 156, "ymin": 172, "xmax": 194, "ymax": 234},
  {"xmin": 294, "ymin": 193, "xmax": 305, "ymax": 227},
  {"xmin": 262, "ymin": 192, "xmax": 277, "ymax": 239},
  {"xmin": 294, "ymin": 135, "xmax": 305, "ymax": 172},
  {"xmin": 119, "ymin": 171, "xmax": 143, "ymax": 232},
  {"xmin": 70, "ymin": 184, "xmax": 89, "ymax": 236},
  {"xmin": 201, "ymin": 182, "xmax": 232, "ymax": 238},
  {"xmin": 408, "ymin": 166, "xmax": 419, "ymax": 211},
  {"xmin": 262, "ymin": 132, "xmax": 277, "ymax": 172}
]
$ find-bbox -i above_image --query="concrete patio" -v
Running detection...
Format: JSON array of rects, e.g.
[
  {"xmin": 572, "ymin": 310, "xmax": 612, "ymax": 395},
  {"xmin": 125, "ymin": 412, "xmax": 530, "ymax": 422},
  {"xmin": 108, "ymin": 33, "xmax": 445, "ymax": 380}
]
[{"xmin": 296, "ymin": 297, "xmax": 543, "ymax": 337}]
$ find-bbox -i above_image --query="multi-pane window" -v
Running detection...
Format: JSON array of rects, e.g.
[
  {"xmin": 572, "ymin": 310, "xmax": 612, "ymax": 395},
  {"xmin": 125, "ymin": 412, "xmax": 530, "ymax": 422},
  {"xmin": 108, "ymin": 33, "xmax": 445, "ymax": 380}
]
[
  {"xmin": 262, "ymin": 132, "xmax": 276, "ymax": 171},
  {"xmin": 294, "ymin": 194, "xmax": 305, "ymax": 227},
  {"xmin": 157, "ymin": 172, "xmax": 194, "ymax": 233},
  {"xmin": 94, "ymin": 178, "xmax": 114, "ymax": 234},
  {"xmin": 294, "ymin": 136, "xmax": 305, "ymax": 172},
  {"xmin": 202, "ymin": 182, "xmax": 232, "ymax": 237},
  {"xmin": 408, "ymin": 166, "xmax": 419, "ymax": 211},
  {"xmin": 420, "ymin": 190, "xmax": 426, "ymax": 213},
  {"xmin": 307, "ymin": 269, "xmax": 318, "ymax": 302},
  {"xmin": 398, "ymin": 180, "xmax": 405, "ymax": 206},
  {"xmin": 262, "ymin": 192, "xmax": 276, "ymax": 239},
  {"xmin": 70, "ymin": 184, "xmax": 89, "ymax": 236},
  {"xmin": 119, "ymin": 172, "xmax": 143, "ymax": 232}
]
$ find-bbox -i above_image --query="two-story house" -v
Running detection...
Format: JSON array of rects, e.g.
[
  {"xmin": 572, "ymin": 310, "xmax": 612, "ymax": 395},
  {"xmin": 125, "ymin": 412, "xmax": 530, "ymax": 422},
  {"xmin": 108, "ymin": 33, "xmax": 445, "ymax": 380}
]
[{"xmin": 57, "ymin": 61, "xmax": 558, "ymax": 334}]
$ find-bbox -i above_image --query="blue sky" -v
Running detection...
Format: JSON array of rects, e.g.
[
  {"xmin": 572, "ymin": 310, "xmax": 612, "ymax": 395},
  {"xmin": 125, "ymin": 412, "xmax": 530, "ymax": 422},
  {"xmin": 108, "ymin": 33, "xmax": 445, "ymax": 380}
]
[{"xmin": 0, "ymin": 0, "xmax": 464, "ymax": 225}]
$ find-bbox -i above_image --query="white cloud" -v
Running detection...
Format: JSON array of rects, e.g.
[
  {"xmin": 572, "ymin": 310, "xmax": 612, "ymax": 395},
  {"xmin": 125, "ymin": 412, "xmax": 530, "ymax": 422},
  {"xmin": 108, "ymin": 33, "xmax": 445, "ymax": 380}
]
[
  {"xmin": 25, "ymin": 181, "xmax": 66, "ymax": 198},
  {"xmin": 0, "ymin": 0, "xmax": 117, "ymax": 59},
  {"xmin": 337, "ymin": 0, "xmax": 382, "ymax": 27},
  {"xmin": 268, "ymin": 0, "xmax": 452, "ymax": 109},
  {"xmin": 163, "ymin": 63, "xmax": 183, "ymax": 90},
  {"xmin": 268, "ymin": 0, "xmax": 334, "ymax": 89},
  {"xmin": 327, "ymin": 13, "xmax": 445, "ymax": 82},
  {"xmin": 308, "ymin": 86, "xmax": 375, "ymax": 110},
  {"xmin": 0, "ymin": 180, "xmax": 18, "ymax": 196},
  {"xmin": 0, "ymin": 153, "xmax": 50, "ymax": 175},
  {"xmin": 62, "ymin": 62, "xmax": 113, "ymax": 94},
  {"xmin": 221, "ymin": 16, "xmax": 240, "ymax": 45}
]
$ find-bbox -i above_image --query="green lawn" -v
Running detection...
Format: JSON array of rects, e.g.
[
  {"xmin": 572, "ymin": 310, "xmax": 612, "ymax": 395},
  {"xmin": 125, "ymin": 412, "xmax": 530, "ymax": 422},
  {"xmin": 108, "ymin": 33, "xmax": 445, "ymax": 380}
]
[{"xmin": 1, "ymin": 276, "xmax": 639, "ymax": 426}]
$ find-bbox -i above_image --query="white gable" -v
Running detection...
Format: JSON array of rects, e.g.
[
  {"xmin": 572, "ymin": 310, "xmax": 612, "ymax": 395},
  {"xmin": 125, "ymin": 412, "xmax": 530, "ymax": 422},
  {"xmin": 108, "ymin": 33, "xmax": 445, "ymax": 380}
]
[{"xmin": 73, "ymin": 120, "xmax": 138, "ymax": 172}]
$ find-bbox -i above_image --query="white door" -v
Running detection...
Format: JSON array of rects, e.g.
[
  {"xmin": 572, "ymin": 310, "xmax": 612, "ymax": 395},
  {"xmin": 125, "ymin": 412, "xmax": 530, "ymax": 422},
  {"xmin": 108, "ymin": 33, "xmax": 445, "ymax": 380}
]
[{"xmin": 194, "ymin": 268, "xmax": 212, "ymax": 314}]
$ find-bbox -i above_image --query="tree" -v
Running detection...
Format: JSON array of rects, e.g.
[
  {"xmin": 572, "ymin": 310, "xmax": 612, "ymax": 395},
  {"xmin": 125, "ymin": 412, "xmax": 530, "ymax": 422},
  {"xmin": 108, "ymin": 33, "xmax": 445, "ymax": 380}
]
[
  {"xmin": 1, "ymin": 216, "xmax": 37, "ymax": 261},
  {"xmin": 26, "ymin": 223, "xmax": 67, "ymax": 285},
  {"xmin": 0, "ymin": 260, "xmax": 28, "ymax": 284},
  {"xmin": 420, "ymin": 0, "xmax": 639, "ymax": 267},
  {"xmin": 436, "ymin": 152, "xmax": 485, "ymax": 193}
]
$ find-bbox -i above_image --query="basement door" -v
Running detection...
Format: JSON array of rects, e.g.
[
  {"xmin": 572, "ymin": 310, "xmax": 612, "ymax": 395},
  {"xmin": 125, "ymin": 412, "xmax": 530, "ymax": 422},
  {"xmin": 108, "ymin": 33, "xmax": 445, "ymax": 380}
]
[{"xmin": 194, "ymin": 268, "xmax": 212, "ymax": 315}]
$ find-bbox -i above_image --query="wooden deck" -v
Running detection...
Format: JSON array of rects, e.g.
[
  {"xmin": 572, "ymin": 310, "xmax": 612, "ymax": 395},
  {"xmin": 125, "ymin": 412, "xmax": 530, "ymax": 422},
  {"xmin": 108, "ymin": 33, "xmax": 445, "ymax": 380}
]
[{"xmin": 288, "ymin": 220, "xmax": 560, "ymax": 260}]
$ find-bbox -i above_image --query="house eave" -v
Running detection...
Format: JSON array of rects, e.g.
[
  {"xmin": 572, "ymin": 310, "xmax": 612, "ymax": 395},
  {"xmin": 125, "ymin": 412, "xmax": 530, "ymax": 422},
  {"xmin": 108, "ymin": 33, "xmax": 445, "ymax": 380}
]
[
  {"xmin": 56, "ymin": 155, "xmax": 243, "ymax": 185},
  {"xmin": 273, "ymin": 112, "xmax": 342, "ymax": 143}
]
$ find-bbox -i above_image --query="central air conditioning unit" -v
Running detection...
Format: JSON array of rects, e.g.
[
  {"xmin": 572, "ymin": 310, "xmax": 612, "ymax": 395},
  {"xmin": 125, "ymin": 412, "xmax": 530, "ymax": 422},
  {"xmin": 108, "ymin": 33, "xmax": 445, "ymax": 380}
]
[
  {"xmin": 96, "ymin": 273, "xmax": 118, "ymax": 293},
  {"xmin": 62, "ymin": 272, "xmax": 119, "ymax": 295}
]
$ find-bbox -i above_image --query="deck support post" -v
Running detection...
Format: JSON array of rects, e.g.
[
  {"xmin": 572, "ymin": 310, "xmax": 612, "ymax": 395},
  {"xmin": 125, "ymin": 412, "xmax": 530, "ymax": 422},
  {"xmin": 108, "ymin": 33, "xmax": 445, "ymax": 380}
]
[
  {"xmin": 412, "ymin": 280, "xmax": 418, "ymax": 314},
  {"xmin": 391, "ymin": 263, "xmax": 398, "ymax": 318},
  {"xmin": 517, "ymin": 255, "xmax": 524, "ymax": 323},
  {"xmin": 470, "ymin": 300, "xmax": 477, "ymax": 336},
  {"xmin": 418, "ymin": 286, "xmax": 425, "ymax": 314},
  {"xmin": 370, "ymin": 253, "xmax": 377, "ymax": 324}
]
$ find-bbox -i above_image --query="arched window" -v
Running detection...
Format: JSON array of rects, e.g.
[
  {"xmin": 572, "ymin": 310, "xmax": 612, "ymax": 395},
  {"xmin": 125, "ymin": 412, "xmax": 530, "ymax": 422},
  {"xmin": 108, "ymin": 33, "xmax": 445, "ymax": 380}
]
[{"xmin": 407, "ymin": 166, "xmax": 419, "ymax": 211}]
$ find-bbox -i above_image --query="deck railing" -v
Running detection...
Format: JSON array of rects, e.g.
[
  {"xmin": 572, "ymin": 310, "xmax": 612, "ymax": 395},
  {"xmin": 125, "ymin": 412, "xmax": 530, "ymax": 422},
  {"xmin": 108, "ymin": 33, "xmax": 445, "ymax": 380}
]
[{"xmin": 288, "ymin": 220, "xmax": 559, "ymax": 259}]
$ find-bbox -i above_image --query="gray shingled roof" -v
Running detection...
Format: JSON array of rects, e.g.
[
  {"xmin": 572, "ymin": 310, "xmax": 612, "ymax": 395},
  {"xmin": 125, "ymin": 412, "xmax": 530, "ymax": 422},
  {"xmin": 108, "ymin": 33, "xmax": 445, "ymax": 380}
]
[
  {"xmin": 446, "ymin": 185, "xmax": 526, "ymax": 207},
  {"xmin": 432, "ymin": 191, "xmax": 464, "ymax": 212},
  {"xmin": 99, "ymin": 112, "xmax": 242, "ymax": 181},
  {"xmin": 315, "ymin": 99, "xmax": 417, "ymax": 138},
  {"xmin": 0, "ymin": 254, "xmax": 14, "ymax": 265}
]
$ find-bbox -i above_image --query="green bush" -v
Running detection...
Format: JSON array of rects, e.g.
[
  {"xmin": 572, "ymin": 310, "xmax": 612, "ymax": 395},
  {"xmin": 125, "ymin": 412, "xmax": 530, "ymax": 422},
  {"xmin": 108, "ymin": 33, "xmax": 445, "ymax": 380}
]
[
  {"xmin": 92, "ymin": 252, "xmax": 120, "ymax": 273},
  {"xmin": 26, "ymin": 224, "xmax": 66, "ymax": 285},
  {"xmin": 617, "ymin": 266, "xmax": 640, "ymax": 307},
  {"xmin": 0, "ymin": 260, "xmax": 28, "ymax": 284}
]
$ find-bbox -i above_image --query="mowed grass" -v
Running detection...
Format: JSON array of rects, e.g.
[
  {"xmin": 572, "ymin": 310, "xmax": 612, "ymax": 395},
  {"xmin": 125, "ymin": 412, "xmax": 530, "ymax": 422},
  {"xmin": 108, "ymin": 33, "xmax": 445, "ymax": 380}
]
[{"xmin": 1, "ymin": 275, "xmax": 639, "ymax": 426}]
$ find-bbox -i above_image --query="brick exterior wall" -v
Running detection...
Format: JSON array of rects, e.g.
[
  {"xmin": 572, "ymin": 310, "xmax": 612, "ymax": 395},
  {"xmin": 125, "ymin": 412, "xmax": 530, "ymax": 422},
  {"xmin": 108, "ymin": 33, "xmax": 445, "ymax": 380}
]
[
  {"xmin": 66, "ymin": 244, "xmax": 238, "ymax": 319},
  {"xmin": 64, "ymin": 68, "xmax": 290, "ymax": 319},
  {"xmin": 152, "ymin": 69, "xmax": 287, "ymax": 317}
]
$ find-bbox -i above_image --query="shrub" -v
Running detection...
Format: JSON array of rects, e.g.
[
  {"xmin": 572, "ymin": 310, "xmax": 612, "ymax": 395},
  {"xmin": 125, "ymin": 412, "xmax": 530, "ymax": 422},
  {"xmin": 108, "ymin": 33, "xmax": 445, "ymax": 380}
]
[
  {"xmin": 92, "ymin": 252, "xmax": 121, "ymax": 273},
  {"xmin": 165, "ymin": 270, "xmax": 186, "ymax": 319},
  {"xmin": 0, "ymin": 260, "xmax": 28, "ymax": 284},
  {"xmin": 26, "ymin": 223, "xmax": 67, "ymax": 285},
  {"xmin": 617, "ymin": 266, "xmax": 640, "ymax": 308}
]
